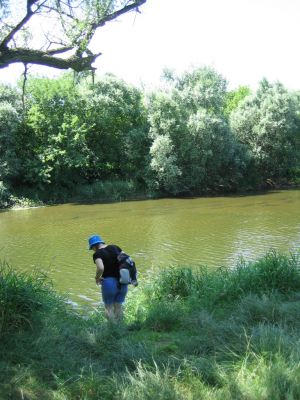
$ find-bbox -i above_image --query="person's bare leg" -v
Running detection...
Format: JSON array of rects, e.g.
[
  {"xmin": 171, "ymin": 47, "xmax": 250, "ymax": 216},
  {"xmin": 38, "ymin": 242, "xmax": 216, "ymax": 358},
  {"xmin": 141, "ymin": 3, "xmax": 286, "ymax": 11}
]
[
  {"xmin": 104, "ymin": 304, "xmax": 115, "ymax": 321},
  {"xmin": 114, "ymin": 303, "xmax": 123, "ymax": 321}
]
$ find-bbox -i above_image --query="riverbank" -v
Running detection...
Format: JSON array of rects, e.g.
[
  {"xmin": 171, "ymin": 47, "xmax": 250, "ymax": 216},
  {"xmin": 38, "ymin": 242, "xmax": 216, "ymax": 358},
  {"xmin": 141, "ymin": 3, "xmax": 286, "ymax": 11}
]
[
  {"xmin": 1, "ymin": 178, "xmax": 300, "ymax": 211},
  {"xmin": 1, "ymin": 251, "xmax": 300, "ymax": 399},
  {"xmin": 0, "ymin": 180, "xmax": 159, "ymax": 210}
]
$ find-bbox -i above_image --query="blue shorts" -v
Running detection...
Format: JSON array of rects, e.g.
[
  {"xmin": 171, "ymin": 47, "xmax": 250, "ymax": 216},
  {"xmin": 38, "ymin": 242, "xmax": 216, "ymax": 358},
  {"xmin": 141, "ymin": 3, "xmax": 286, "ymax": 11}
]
[{"xmin": 101, "ymin": 277, "xmax": 128, "ymax": 305}]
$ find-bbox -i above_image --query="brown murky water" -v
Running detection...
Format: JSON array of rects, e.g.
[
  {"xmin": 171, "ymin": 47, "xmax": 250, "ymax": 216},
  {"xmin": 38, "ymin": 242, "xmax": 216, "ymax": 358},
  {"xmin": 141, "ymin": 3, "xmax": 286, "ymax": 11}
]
[{"xmin": 1, "ymin": 190, "xmax": 299, "ymax": 307}]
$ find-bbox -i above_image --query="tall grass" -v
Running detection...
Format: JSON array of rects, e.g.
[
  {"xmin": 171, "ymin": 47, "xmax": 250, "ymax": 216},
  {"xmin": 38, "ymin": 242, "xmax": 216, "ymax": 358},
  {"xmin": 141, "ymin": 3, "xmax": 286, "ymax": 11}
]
[
  {"xmin": 1, "ymin": 251, "xmax": 300, "ymax": 399},
  {"xmin": 147, "ymin": 250, "xmax": 300, "ymax": 305},
  {"xmin": 0, "ymin": 262, "xmax": 63, "ymax": 338}
]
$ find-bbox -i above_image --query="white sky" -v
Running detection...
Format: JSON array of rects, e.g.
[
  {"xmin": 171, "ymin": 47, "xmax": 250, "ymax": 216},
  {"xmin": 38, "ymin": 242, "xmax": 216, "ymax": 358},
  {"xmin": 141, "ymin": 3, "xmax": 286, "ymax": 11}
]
[{"xmin": 1, "ymin": 0, "xmax": 300, "ymax": 90}]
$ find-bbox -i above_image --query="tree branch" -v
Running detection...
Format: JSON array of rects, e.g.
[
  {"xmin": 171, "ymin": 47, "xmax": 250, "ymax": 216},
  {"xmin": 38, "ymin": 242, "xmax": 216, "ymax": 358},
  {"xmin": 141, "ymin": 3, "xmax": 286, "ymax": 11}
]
[
  {"xmin": 0, "ymin": 47, "xmax": 101, "ymax": 71},
  {"xmin": 75, "ymin": 0, "xmax": 146, "ymax": 55},
  {"xmin": 94, "ymin": 0, "xmax": 146, "ymax": 29},
  {"xmin": 0, "ymin": 0, "xmax": 147, "ymax": 72},
  {"xmin": 45, "ymin": 46, "xmax": 73, "ymax": 55},
  {"xmin": 0, "ymin": 10, "xmax": 34, "ymax": 49},
  {"xmin": 0, "ymin": 0, "xmax": 44, "ymax": 49}
]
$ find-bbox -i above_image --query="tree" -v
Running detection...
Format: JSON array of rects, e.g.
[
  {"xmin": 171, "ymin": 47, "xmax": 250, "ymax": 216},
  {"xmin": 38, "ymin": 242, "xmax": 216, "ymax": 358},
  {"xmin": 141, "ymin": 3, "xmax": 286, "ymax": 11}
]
[
  {"xmin": 0, "ymin": 0, "xmax": 146, "ymax": 72},
  {"xmin": 0, "ymin": 102, "xmax": 21, "ymax": 181},
  {"xmin": 230, "ymin": 79, "xmax": 300, "ymax": 180},
  {"xmin": 150, "ymin": 134, "xmax": 181, "ymax": 193},
  {"xmin": 22, "ymin": 75, "xmax": 90, "ymax": 186},
  {"xmin": 224, "ymin": 85, "xmax": 251, "ymax": 117},
  {"xmin": 17, "ymin": 73, "xmax": 149, "ymax": 187},
  {"xmin": 148, "ymin": 67, "xmax": 245, "ymax": 194},
  {"xmin": 80, "ymin": 74, "xmax": 149, "ymax": 181},
  {"xmin": 0, "ymin": 84, "xmax": 23, "ymax": 183}
]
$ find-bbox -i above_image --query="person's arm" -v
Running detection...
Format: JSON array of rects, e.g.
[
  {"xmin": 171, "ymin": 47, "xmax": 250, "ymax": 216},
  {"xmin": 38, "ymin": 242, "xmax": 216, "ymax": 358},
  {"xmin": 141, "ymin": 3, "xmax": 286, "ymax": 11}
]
[{"xmin": 95, "ymin": 258, "xmax": 104, "ymax": 285}]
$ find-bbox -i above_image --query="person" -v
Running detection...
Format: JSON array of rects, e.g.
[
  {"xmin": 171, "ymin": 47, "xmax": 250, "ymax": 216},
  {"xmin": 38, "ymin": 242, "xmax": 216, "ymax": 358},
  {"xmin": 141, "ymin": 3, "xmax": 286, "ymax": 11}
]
[{"xmin": 88, "ymin": 234, "xmax": 128, "ymax": 322}]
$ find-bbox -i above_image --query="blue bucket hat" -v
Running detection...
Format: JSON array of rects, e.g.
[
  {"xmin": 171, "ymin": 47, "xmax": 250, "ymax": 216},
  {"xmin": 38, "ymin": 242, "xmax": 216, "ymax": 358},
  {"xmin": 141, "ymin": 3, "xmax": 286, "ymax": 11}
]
[{"xmin": 88, "ymin": 234, "xmax": 105, "ymax": 250}]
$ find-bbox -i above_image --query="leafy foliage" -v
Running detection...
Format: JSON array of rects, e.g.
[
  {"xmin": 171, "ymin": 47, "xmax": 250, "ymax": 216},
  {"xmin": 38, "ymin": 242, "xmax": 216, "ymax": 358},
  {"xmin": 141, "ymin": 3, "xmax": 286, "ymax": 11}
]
[
  {"xmin": 230, "ymin": 80, "xmax": 300, "ymax": 180},
  {"xmin": 148, "ymin": 67, "xmax": 245, "ymax": 194},
  {"xmin": 224, "ymin": 85, "xmax": 251, "ymax": 117},
  {"xmin": 0, "ymin": 68, "xmax": 299, "ymax": 207},
  {"xmin": 0, "ymin": 88, "xmax": 22, "ymax": 182},
  {"xmin": 79, "ymin": 74, "xmax": 149, "ymax": 181}
]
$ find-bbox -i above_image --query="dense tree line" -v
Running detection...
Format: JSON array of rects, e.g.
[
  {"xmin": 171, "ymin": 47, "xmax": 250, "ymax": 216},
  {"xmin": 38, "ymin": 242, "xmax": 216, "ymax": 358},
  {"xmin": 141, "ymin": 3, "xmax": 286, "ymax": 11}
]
[{"xmin": 0, "ymin": 67, "xmax": 300, "ymax": 206}]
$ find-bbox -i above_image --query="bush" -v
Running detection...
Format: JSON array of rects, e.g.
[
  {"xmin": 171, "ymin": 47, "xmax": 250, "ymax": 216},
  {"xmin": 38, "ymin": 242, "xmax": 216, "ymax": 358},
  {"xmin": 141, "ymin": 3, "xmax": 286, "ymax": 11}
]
[{"xmin": 230, "ymin": 80, "xmax": 300, "ymax": 181}]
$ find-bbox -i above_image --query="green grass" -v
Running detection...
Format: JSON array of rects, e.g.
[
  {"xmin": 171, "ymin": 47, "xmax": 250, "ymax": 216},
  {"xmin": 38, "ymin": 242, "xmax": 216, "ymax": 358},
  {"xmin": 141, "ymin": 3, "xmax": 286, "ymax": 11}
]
[{"xmin": 1, "ymin": 251, "xmax": 300, "ymax": 399}]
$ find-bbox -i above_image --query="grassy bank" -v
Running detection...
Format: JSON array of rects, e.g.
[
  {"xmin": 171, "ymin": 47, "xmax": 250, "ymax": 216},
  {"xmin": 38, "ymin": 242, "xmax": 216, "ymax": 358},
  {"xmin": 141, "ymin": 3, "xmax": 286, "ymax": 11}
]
[
  {"xmin": 2, "ymin": 178, "xmax": 300, "ymax": 210},
  {"xmin": 0, "ymin": 180, "xmax": 159, "ymax": 210},
  {"xmin": 1, "ymin": 251, "xmax": 300, "ymax": 399}
]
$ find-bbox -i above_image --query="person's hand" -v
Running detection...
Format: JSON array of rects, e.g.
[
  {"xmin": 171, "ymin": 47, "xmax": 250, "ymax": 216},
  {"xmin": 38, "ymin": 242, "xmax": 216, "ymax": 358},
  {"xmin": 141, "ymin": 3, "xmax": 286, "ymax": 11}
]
[{"xmin": 95, "ymin": 277, "xmax": 103, "ymax": 285}]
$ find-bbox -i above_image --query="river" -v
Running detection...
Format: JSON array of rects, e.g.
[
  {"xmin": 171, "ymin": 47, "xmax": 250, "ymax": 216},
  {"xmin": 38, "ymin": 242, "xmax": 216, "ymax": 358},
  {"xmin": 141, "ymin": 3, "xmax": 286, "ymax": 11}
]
[{"xmin": 1, "ymin": 190, "xmax": 299, "ymax": 307}]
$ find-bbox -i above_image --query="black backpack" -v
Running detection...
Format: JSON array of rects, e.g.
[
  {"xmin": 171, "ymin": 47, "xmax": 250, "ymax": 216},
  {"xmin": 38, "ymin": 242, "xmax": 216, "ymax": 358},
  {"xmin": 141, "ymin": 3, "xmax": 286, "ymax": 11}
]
[
  {"xmin": 117, "ymin": 252, "xmax": 138, "ymax": 285},
  {"xmin": 107, "ymin": 245, "xmax": 138, "ymax": 286}
]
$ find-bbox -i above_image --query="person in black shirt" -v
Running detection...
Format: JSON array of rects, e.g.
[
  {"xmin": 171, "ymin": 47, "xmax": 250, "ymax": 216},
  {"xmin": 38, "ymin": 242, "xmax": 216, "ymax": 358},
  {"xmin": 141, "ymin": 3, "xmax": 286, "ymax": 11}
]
[{"xmin": 88, "ymin": 234, "xmax": 128, "ymax": 321}]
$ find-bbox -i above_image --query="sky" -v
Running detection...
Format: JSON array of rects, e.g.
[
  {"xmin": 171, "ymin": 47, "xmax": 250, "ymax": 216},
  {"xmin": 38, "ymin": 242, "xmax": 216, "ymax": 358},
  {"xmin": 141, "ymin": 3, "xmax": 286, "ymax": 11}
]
[{"xmin": 1, "ymin": 0, "xmax": 300, "ymax": 90}]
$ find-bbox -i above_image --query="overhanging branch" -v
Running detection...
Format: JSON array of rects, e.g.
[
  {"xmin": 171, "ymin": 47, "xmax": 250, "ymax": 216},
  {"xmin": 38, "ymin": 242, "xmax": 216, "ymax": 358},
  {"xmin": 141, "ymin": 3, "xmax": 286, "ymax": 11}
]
[
  {"xmin": 0, "ymin": 47, "xmax": 101, "ymax": 71},
  {"xmin": 95, "ymin": 0, "xmax": 147, "ymax": 28},
  {"xmin": 0, "ymin": 0, "xmax": 147, "ymax": 72},
  {"xmin": 75, "ymin": 0, "xmax": 147, "ymax": 56}
]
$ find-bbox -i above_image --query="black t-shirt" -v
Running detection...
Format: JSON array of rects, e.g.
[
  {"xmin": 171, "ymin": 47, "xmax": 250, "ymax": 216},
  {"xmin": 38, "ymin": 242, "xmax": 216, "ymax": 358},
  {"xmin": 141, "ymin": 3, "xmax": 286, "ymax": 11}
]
[{"xmin": 93, "ymin": 244, "xmax": 122, "ymax": 279}]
